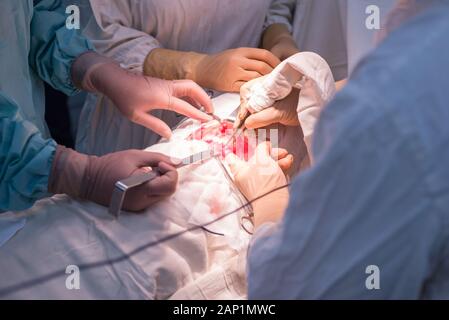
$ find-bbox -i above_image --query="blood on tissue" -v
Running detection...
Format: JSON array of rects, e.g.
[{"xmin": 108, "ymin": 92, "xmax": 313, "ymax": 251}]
[
  {"xmin": 208, "ymin": 196, "xmax": 223, "ymax": 216},
  {"xmin": 187, "ymin": 120, "xmax": 252, "ymax": 160}
]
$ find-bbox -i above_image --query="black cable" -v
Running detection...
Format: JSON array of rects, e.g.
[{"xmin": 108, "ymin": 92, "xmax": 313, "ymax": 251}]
[
  {"xmin": 201, "ymin": 227, "xmax": 225, "ymax": 237},
  {"xmin": 0, "ymin": 184, "xmax": 290, "ymax": 297}
]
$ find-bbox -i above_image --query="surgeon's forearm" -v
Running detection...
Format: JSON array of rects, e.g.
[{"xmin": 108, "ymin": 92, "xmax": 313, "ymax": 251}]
[
  {"xmin": 71, "ymin": 51, "xmax": 118, "ymax": 93},
  {"xmin": 263, "ymin": 24, "xmax": 299, "ymax": 61},
  {"xmin": 71, "ymin": 51, "xmax": 142, "ymax": 100},
  {"xmin": 143, "ymin": 48, "xmax": 205, "ymax": 82}
]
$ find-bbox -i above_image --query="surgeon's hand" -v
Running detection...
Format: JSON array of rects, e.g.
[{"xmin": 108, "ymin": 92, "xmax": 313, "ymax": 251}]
[
  {"xmin": 227, "ymin": 142, "xmax": 291, "ymax": 229},
  {"xmin": 237, "ymin": 77, "xmax": 300, "ymax": 129},
  {"xmin": 72, "ymin": 51, "xmax": 213, "ymax": 139},
  {"xmin": 191, "ymin": 48, "xmax": 281, "ymax": 93},
  {"xmin": 48, "ymin": 146, "xmax": 178, "ymax": 212}
]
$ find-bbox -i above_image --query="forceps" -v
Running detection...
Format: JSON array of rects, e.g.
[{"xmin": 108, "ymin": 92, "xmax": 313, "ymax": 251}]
[
  {"xmin": 224, "ymin": 107, "xmax": 251, "ymax": 147},
  {"xmin": 207, "ymin": 112, "xmax": 223, "ymax": 123}
]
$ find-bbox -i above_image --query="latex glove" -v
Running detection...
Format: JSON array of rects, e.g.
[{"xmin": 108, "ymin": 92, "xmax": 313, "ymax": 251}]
[
  {"xmin": 144, "ymin": 48, "xmax": 281, "ymax": 93},
  {"xmin": 226, "ymin": 142, "xmax": 290, "ymax": 229},
  {"xmin": 72, "ymin": 51, "xmax": 213, "ymax": 139},
  {"xmin": 238, "ymin": 84, "xmax": 300, "ymax": 130},
  {"xmin": 271, "ymin": 147, "xmax": 295, "ymax": 173},
  {"xmin": 241, "ymin": 63, "xmax": 302, "ymax": 114},
  {"xmin": 238, "ymin": 52, "xmax": 336, "ymax": 161},
  {"xmin": 239, "ymin": 52, "xmax": 336, "ymax": 115},
  {"xmin": 48, "ymin": 146, "xmax": 178, "ymax": 212}
]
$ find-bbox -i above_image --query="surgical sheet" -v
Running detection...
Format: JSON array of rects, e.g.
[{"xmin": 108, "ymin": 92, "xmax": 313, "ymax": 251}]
[
  {"xmin": 0, "ymin": 50, "xmax": 335, "ymax": 299},
  {"xmin": 0, "ymin": 94, "xmax": 256, "ymax": 300},
  {"xmin": 0, "ymin": 49, "xmax": 336, "ymax": 299}
]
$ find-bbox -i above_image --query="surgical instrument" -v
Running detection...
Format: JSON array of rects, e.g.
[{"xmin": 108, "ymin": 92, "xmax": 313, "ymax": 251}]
[
  {"xmin": 207, "ymin": 112, "xmax": 223, "ymax": 123},
  {"xmin": 224, "ymin": 107, "xmax": 251, "ymax": 147},
  {"xmin": 109, "ymin": 149, "xmax": 219, "ymax": 218}
]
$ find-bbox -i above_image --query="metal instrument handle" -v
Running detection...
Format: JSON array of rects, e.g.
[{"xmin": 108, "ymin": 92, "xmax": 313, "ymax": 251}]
[
  {"xmin": 108, "ymin": 149, "xmax": 218, "ymax": 218},
  {"xmin": 108, "ymin": 170, "xmax": 160, "ymax": 218}
]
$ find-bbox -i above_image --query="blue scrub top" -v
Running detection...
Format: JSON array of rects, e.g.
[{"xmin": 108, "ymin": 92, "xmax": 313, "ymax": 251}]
[{"xmin": 0, "ymin": 1, "xmax": 93, "ymax": 243}]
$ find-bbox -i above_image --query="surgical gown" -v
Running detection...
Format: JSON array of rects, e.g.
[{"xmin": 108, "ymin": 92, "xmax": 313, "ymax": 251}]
[
  {"xmin": 0, "ymin": 0, "xmax": 92, "ymax": 241},
  {"xmin": 266, "ymin": 0, "xmax": 348, "ymax": 81},
  {"xmin": 248, "ymin": 3, "xmax": 449, "ymax": 299}
]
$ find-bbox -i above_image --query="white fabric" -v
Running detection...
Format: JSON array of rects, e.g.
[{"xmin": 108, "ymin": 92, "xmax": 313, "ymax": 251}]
[
  {"xmin": 0, "ymin": 94, "xmax": 253, "ymax": 300},
  {"xmin": 248, "ymin": 2, "xmax": 449, "ymax": 299},
  {"xmin": 246, "ymin": 52, "xmax": 336, "ymax": 159},
  {"xmin": 0, "ymin": 92, "xmax": 305, "ymax": 299},
  {"xmin": 266, "ymin": 0, "xmax": 348, "ymax": 81},
  {"xmin": 0, "ymin": 81, "xmax": 323, "ymax": 298},
  {"xmin": 0, "ymin": 151, "xmax": 250, "ymax": 300},
  {"xmin": 74, "ymin": 0, "xmax": 273, "ymax": 156},
  {"xmin": 0, "ymin": 217, "xmax": 26, "ymax": 248},
  {"xmin": 0, "ymin": 190, "xmax": 249, "ymax": 300}
]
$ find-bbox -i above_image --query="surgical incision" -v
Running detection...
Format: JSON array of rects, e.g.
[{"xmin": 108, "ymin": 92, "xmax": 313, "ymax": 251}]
[{"xmin": 187, "ymin": 120, "xmax": 255, "ymax": 160}]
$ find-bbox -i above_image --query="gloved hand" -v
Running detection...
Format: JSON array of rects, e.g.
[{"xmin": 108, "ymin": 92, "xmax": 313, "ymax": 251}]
[
  {"xmin": 72, "ymin": 51, "xmax": 213, "ymax": 139},
  {"xmin": 48, "ymin": 146, "xmax": 178, "ymax": 212},
  {"xmin": 239, "ymin": 63, "xmax": 303, "ymax": 116},
  {"xmin": 144, "ymin": 48, "xmax": 281, "ymax": 93},
  {"xmin": 226, "ymin": 142, "xmax": 291, "ymax": 229},
  {"xmin": 238, "ymin": 79, "xmax": 300, "ymax": 129},
  {"xmin": 237, "ymin": 52, "xmax": 336, "ymax": 164}
]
